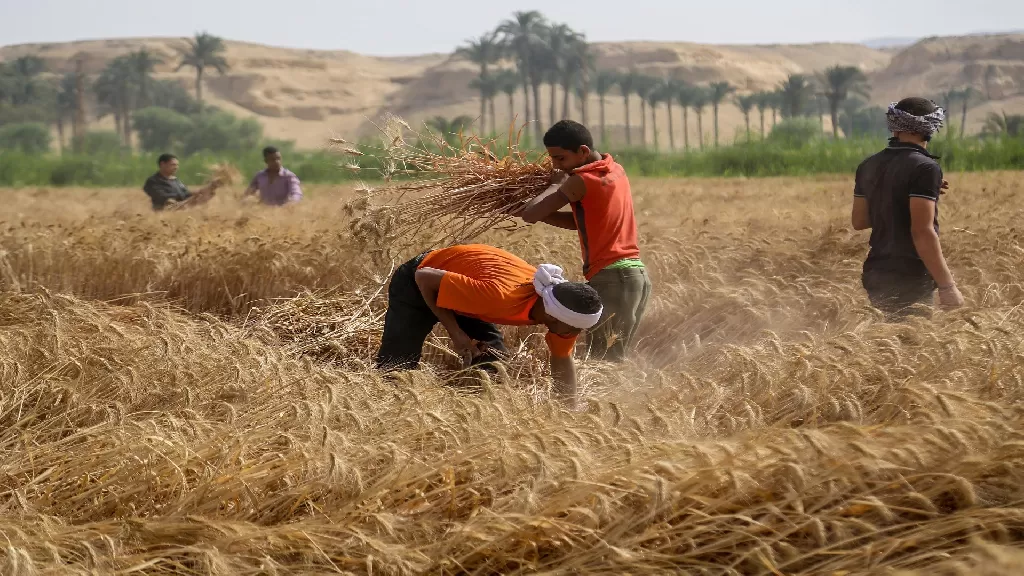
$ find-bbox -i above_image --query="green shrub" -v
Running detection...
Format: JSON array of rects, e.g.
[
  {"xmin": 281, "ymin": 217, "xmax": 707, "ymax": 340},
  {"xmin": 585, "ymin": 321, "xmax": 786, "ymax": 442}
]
[
  {"xmin": 71, "ymin": 131, "xmax": 126, "ymax": 155},
  {"xmin": 183, "ymin": 111, "xmax": 263, "ymax": 156},
  {"xmin": 766, "ymin": 118, "xmax": 822, "ymax": 149},
  {"xmin": 134, "ymin": 107, "xmax": 194, "ymax": 152},
  {"xmin": 0, "ymin": 122, "xmax": 51, "ymax": 154}
]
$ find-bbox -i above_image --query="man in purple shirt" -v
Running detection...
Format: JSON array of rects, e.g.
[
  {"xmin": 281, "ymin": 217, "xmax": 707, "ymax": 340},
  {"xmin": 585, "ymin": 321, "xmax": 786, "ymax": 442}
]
[{"xmin": 243, "ymin": 146, "xmax": 303, "ymax": 205}]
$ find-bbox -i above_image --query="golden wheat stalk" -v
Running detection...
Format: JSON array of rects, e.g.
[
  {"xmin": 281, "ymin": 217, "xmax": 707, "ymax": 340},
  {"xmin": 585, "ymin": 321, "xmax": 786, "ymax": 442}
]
[
  {"xmin": 331, "ymin": 114, "xmax": 551, "ymax": 246},
  {"xmin": 168, "ymin": 163, "xmax": 242, "ymax": 211}
]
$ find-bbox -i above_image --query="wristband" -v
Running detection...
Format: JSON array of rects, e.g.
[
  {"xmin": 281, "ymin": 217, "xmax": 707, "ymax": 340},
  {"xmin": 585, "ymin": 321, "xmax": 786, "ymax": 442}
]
[{"xmin": 937, "ymin": 283, "xmax": 956, "ymax": 291}]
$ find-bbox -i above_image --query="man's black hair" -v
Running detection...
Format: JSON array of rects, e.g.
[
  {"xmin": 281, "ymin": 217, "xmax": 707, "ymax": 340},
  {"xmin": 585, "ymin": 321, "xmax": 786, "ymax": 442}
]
[
  {"xmin": 157, "ymin": 153, "xmax": 177, "ymax": 165},
  {"xmin": 262, "ymin": 146, "xmax": 279, "ymax": 159},
  {"xmin": 543, "ymin": 120, "xmax": 594, "ymax": 152},
  {"xmin": 895, "ymin": 97, "xmax": 939, "ymax": 117},
  {"xmin": 552, "ymin": 282, "xmax": 602, "ymax": 315}
]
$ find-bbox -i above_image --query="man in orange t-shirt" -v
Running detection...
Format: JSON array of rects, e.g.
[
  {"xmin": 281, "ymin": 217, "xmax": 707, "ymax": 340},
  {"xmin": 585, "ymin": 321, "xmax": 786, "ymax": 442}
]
[
  {"xmin": 375, "ymin": 244, "xmax": 603, "ymax": 408},
  {"xmin": 520, "ymin": 120, "xmax": 652, "ymax": 362}
]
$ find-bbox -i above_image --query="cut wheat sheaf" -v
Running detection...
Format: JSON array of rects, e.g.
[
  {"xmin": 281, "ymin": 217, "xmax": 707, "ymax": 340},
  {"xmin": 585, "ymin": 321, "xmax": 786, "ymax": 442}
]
[{"xmin": 333, "ymin": 114, "xmax": 552, "ymax": 248}]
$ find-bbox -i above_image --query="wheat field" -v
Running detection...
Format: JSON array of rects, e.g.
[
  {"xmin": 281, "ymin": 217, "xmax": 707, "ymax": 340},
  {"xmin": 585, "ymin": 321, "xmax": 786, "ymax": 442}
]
[{"xmin": 1, "ymin": 173, "xmax": 1023, "ymax": 575}]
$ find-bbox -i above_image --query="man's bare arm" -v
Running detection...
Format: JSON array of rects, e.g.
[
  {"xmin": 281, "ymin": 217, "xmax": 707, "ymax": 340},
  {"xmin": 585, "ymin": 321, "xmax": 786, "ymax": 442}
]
[
  {"xmin": 521, "ymin": 174, "xmax": 586, "ymax": 224},
  {"xmin": 542, "ymin": 211, "xmax": 577, "ymax": 230},
  {"xmin": 909, "ymin": 198, "xmax": 954, "ymax": 287},
  {"xmin": 414, "ymin": 267, "xmax": 479, "ymax": 358},
  {"xmin": 549, "ymin": 355, "xmax": 577, "ymax": 409},
  {"xmin": 852, "ymin": 196, "xmax": 870, "ymax": 230}
]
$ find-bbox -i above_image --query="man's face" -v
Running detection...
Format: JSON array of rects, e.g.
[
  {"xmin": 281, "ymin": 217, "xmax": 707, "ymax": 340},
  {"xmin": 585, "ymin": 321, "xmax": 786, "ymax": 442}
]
[
  {"xmin": 545, "ymin": 318, "xmax": 581, "ymax": 339},
  {"xmin": 546, "ymin": 145, "xmax": 590, "ymax": 173},
  {"xmin": 160, "ymin": 158, "xmax": 179, "ymax": 177},
  {"xmin": 265, "ymin": 152, "xmax": 283, "ymax": 172}
]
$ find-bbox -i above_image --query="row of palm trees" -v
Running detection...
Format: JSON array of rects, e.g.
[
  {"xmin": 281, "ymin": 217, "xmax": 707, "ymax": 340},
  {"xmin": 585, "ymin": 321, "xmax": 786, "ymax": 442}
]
[
  {"xmin": 455, "ymin": 11, "xmax": 590, "ymax": 143},
  {"xmin": 92, "ymin": 33, "xmax": 230, "ymax": 147},
  {"xmin": 456, "ymin": 11, "xmax": 881, "ymax": 147},
  {"xmin": 0, "ymin": 33, "xmax": 231, "ymax": 150}
]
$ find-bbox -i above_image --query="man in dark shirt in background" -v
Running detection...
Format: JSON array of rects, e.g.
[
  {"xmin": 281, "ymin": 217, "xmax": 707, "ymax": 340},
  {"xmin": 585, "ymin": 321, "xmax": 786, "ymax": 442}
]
[
  {"xmin": 143, "ymin": 153, "xmax": 191, "ymax": 211},
  {"xmin": 851, "ymin": 97, "xmax": 964, "ymax": 318}
]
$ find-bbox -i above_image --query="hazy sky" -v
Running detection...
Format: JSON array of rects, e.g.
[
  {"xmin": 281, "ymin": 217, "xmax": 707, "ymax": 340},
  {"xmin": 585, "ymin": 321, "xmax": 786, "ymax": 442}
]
[{"xmin": 3, "ymin": 0, "xmax": 1022, "ymax": 55}]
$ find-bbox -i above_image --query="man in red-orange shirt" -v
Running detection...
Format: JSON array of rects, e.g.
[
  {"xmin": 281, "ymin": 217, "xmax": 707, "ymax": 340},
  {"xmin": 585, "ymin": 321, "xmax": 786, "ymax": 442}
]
[
  {"xmin": 520, "ymin": 120, "xmax": 652, "ymax": 362},
  {"xmin": 375, "ymin": 244, "xmax": 603, "ymax": 408}
]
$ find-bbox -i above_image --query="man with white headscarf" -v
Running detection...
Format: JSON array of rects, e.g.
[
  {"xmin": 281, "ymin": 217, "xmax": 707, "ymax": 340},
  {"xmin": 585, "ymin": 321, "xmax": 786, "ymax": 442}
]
[
  {"xmin": 375, "ymin": 244, "xmax": 603, "ymax": 408},
  {"xmin": 851, "ymin": 97, "xmax": 964, "ymax": 319}
]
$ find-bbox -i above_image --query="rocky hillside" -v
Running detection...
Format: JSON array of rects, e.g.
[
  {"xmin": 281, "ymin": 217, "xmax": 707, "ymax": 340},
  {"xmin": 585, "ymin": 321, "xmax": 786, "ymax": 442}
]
[{"xmin": 1, "ymin": 34, "xmax": 1022, "ymax": 148}]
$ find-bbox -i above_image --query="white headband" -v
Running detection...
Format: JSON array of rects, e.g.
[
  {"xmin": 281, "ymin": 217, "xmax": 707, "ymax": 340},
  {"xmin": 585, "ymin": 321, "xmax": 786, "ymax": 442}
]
[{"xmin": 533, "ymin": 264, "xmax": 603, "ymax": 330}]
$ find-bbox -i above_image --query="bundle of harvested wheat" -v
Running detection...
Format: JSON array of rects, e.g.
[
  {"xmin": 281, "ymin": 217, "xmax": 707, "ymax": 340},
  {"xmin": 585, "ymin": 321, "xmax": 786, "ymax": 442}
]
[
  {"xmin": 168, "ymin": 163, "xmax": 242, "ymax": 211},
  {"xmin": 333, "ymin": 114, "xmax": 551, "ymax": 246}
]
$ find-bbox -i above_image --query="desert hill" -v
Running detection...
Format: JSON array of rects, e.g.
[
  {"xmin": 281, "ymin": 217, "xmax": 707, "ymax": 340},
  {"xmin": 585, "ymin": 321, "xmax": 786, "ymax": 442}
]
[{"xmin": 2, "ymin": 33, "xmax": 1022, "ymax": 148}]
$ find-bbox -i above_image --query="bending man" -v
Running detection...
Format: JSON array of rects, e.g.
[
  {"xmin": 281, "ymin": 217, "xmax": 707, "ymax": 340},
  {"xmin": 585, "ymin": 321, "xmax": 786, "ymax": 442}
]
[{"xmin": 375, "ymin": 244, "xmax": 603, "ymax": 408}]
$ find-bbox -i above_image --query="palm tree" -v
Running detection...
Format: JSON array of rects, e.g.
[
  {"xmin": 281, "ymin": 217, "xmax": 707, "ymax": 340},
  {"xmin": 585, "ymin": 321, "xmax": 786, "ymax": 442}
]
[
  {"xmin": 95, "ymin": 56, "xmax": 137, "ymax": 147},
  {"xmin": 127, "ymin": 48, "xmax": 163, "ymax": 108},
  {"xmin": 457, "ymin": 32, "xmax": 503, "ymax": 136},
  {"xmin": 176, "ymin": 32, "xmax": 230, "ymax": 104},
  {"xmin": 633, "ymin": 74, "xmax": 659, "ymax": 148},
  {"xmin": 9, "ymin": 55, "xmax": 47, "ymax": 105},
  {"xmin": 957, "ymin": 86, "xmax": 977, "ymax": 139},
  {"xmin": 815, "ymin": 94, "xmax": 828, "ymax": 132},
  {"xmin": 594, "ymin": 70, "xmax": 618, "ymax": 145},
  {"xmin": 469, "ymin": 73, "xmax": 500, "ymax": 135},
  {"xmin": 495, "ymin": 69, "xmax": 521, "ymax": 130},
  {"xmin": 708, "ymin": 81, "xmax": 736, "ymax": 146},
  {"xmin": 769, "ymin": 90, "xmax": 782, "ymax": 126},
  {"xmin": 663, "ymin": 79, "xmax": 682, "ymax": 150},
  {"xmin": 839, "ymin": 97, "xmax": 867, "ymax": 138},
  {"xmin": 544, "ymin": 24, "xmax": 575, "ymax": 125},
  {"xmin": 982, "ymin": 111, "xmax": 1024, "ymax": 138},
  {"xmin": 736, "ymin": 94, "xmax": 757, "ymax": 142},
  {"xmin": 819, "ymin": 65, "xmax": 870, "ymax": 139},
  {"xmin": 779, "ymin": 74, "xmax": 815, "ymax": 118},
  {"xmin": 54, "ymin": 73, "xmax": 77, "ymax": 152},
  {"xmin": 499, "ymin": 11, "xmax": 547, "ymax": 142},
  {"xmin": 646, "ymin": 80, "xmax": 667, "ymax": 150},
  {"xmin": 617, "ymin": 70, "xmax": 639, "ymax": 146},
  {"xmin": 754, "ymin": 91, "xmax": 770, "ymax": 139},
  {"xmin": 937, "ymin": 89, "xmax": 958, "ymax": 120},
  {"xmin": 564, "ymin": 34, "xmax": 591, "ymax": 123},
  {"xmin": 427, "ymin": 115, "xmax": 476, "ymax": 146},
  {"xmin": 675, "ymin": 83, "xmax": 697, "ymax": 151},
  {"xmin": 691, "ymin": 87, "xmax": 710, "ymax": 150}
]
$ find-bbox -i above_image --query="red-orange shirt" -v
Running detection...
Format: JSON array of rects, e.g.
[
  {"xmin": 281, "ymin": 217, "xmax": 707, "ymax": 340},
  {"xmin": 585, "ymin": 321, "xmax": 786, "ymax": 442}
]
[
  {"xmin": 570, "ymin": 154, "xmax": 641, "ymax": 279},
  {"xmin": 418, "ymin": 244, "xmax": 577, "ymax": 357}
]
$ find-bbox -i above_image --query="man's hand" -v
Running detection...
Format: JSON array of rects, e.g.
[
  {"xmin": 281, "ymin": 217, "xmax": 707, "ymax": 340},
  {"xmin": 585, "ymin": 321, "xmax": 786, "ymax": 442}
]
[
  {"xmin": 549, "ymin": 169, "xmax": 569, "ymax": 186},
  {"xmin": 448, "ymin": 328, "xmax": 485, "ymax": 366},
  {"xmin": 940, "ymin": 180, "xmax": 950, "ymax": 195},
  {"xmin": 937, "ymin": 284, "xmax": 964, "ymax": 308}
]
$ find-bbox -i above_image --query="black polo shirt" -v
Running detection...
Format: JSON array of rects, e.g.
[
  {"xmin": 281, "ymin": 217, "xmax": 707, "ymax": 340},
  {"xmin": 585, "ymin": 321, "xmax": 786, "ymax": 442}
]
[
  {"xmin": 854, "ymin": 139, "xmax": 942, "ymax": 276},
  {"xmin": 143, "ymin": 173, "xmax": 191, "ymax": 211}
]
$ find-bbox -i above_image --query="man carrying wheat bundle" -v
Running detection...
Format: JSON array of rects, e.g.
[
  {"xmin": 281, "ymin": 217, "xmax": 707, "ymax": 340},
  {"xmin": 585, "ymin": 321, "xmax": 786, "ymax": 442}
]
[
  {"xmin": 851, "ymin": 97, "xmax": 964, "ymax": 318},
  {"xmin": 374, "ymin": 244, "xmax": 603, "ymax": 409},
  {"xmin": 520, "ymin": 120, "xmax": 651, "ymax": 362}
]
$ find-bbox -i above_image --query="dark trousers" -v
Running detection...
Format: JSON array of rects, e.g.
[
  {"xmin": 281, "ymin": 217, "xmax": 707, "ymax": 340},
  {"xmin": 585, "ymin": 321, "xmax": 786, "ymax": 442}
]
[
  {"xmin": 375, "ymin": 253, "xmax": 507, "ymax": 371},
  {"xmin": 587, "ymin": 267, "xmax": 653, "ymax": 362},
  {"xmin": 862, "ymin": 268, "xmax": 935, "ymax": 320}
]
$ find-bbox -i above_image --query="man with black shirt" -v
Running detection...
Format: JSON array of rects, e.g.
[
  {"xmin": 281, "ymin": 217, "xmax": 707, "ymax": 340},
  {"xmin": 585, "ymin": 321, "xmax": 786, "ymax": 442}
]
[
  {"xmin": 851, "ymin": 97, "xmax": 964, "ymax": 318},
  {"xmin": 143, "ymin": 153, "xmax": 191, "ymax": 211}
]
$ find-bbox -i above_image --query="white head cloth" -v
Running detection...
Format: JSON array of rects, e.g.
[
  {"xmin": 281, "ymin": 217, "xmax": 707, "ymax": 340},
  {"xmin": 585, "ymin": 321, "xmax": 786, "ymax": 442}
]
[{"xmin": 533, "ymin": 264, "xmax": 603, "ymax": 330}]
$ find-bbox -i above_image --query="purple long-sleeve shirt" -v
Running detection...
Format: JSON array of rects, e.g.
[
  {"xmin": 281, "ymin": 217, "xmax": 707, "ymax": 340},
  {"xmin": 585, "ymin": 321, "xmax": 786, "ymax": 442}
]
[{"xmin": 249, "ymin": 167, "xmax": 302, "ymax": 205}]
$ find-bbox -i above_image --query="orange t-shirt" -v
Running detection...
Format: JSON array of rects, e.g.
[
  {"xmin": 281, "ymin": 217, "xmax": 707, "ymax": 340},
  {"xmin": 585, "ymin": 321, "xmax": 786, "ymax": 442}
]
[
  {"xmin": 418, "ymin": 244, "xmax": 577, "ymax": 357},
  {"xmin": 570, "ymin": 154, "xmax": 641, "ymax": 279}
]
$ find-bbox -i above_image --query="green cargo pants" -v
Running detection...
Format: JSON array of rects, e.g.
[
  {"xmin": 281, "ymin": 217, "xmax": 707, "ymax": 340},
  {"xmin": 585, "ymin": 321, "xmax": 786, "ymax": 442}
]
[{"xmin": 586, "ymin": 266, "xmax": 652, "ymax": 362}]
